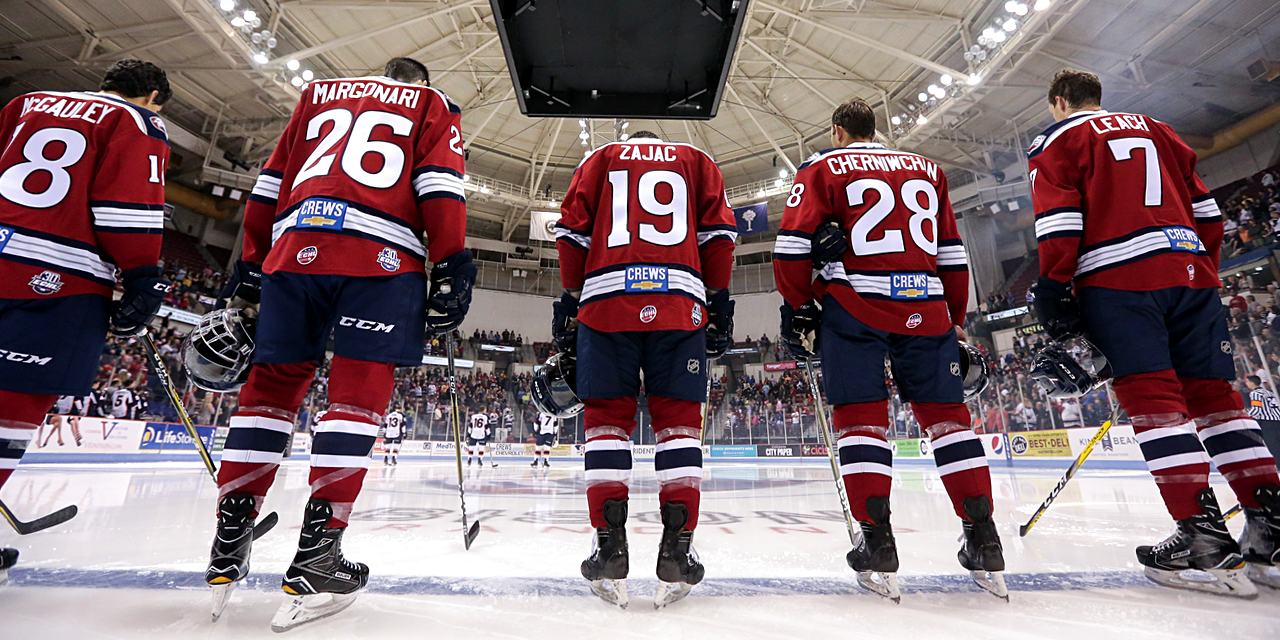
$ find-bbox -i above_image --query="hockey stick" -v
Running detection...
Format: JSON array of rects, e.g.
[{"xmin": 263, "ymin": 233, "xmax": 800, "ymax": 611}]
[
  {"xmin": 1019, "ymin": 408, "xmax": 1117, "ymax": 537},
  {"xmin": 803, "ymin": 358, "xmax": 858, "ymax": 546},
  {"xmin": 0, "ymin": 498, "xmax": 76, "ymax": 535},
  {"xmin": 447, "ymin": 334, "xmax": 480, "ymax": 549},
  {"xmin": 141, "ymin": 331, "xmax": 279, "ymax": 540},
  {"xmin": 699, "ymin": 358, "xmax": 715, "ymax": 444},
  {"xmin": 141, "ymin": 332, "xmax": 217, "ymax": 479}
]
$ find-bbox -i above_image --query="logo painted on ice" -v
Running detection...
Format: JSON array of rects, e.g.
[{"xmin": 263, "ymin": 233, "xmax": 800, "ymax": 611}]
[
  {"xmin": 297, "ymin": 246, "xmax": 318, "ymax": 265},
  {"xmin": 377, "ymin": 247, "xmax": 401, "ymax": 272},
  {"xmin": 640, "ymin": 305, "xmax": 658, "ymax": 323},
  {"xmin": 687, "ymin": 359, "xmax": 700, "ymax": 374},
  {"xmin": 691, "ymin": 303, "xmax": 703, "ymax": 327},
  {"xmin": 28, "ymin": 270, "xmax": 63, "ymax": 295},
  {"xmin": 905, "ymin": 313, "xmax": 923, "ymax": 329}
]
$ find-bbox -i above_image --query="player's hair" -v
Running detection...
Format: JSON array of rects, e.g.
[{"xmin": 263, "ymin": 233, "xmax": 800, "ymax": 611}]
[
  {"xmin": 384, "ymin": 57, "xmax": 429, "ymax": 85},
  {"xmin": 1048, "ymin": 69, "xmax": 1102, "ymax": 109},
  {"xmin": 630, "ymin": 130, "xmax": 660, "ymax": 140},
  {"xmin": 831, "ymin": 98, "xmax": 876, "ymax": 141},
  {"xmin": 100, "ymin": 59, "xmax": 172, "ymax": 106},
  {"xmin": 1248, "ymin": 375, "xmax": 1262, "ymax": 385}
]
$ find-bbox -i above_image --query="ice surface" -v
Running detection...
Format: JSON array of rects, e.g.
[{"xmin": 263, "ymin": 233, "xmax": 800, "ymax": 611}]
[{"xmin": 1, "ymin": 459, "xmax": 1277, "ymax": 639}]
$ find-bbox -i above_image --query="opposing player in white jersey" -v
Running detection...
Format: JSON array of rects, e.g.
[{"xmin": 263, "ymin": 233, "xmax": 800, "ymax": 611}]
[
  {"xmin": 383, "ymin": 406, "xmax": 405, "ymax": 466},
  {"xmin": 110, "ymin": 384, "xmax": 135, "ymax": 419},
  {"xmin": 467, "ymin": 409, "xmax": 493, "ymax": 467},
  {"xmin": 531, "ymin": 413, "xmax": 558, "ymax": 467}
]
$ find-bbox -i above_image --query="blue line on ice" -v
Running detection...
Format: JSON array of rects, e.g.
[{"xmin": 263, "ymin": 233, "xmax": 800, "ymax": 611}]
[{"xmin": 8, "ymin": 568, "xmax": 1157, "ymax": 596}]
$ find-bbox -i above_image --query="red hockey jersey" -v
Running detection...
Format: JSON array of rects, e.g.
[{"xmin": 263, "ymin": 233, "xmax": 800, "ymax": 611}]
[
  {"xmin": 0, "ymin": 91, "xmax": 169, "ymax": 299},
  {"xmin": 557, "ymin": 137, "xmax": 736, "ymax": 333},
  {"xmin": 243, "ymin": 76, "xmax": 467, "ymax": 277},
  {"xmin": 774, "ymin": 142, "xmax": 968, "ymax": 336},
  {"xmin": 1028, "ymin": 109, "xmax": 1220, "ymax": 291}
]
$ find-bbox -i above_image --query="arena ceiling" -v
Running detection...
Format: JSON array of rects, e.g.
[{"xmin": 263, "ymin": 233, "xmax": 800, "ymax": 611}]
[{"xmin": 3, "ymin": 0, "xmax": 1280, "ymax": 242}]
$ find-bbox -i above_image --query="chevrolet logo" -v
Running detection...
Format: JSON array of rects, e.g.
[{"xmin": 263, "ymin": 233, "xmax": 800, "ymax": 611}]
[
  {"xmin": 1174, "ymin": 241, "xmax": 1197, "ymax": 251},
  {"xmin": 300, "ymin": 216, "xmax": 338, "ymax": 227},
  {"xmin": 899, "ymin": 288, "xmax": 927, "ymax": 297},
  {"xmin": 629, "ymin": 281, "xmax": 664, "ymax": 290}
]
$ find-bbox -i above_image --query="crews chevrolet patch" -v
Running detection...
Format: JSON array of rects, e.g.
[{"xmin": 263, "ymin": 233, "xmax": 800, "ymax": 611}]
[
  {"xmin": 1163, "ymin": 227, "xmax": 1202, "ymax": 253},
  {"xmin": 625, "ymin": 265, "xmax": 669, "ymax": 292},
  {"xmin": 890, "ymin": 273, "xmax": 930, "ymax": 300},
  {"xmin": 295, "ymin": 197, "xmax": 348, "ymax": 230}
]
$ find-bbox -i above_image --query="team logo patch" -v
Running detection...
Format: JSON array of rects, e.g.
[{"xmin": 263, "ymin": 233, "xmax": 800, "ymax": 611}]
[
  {"xmin": 687, "ymin": 359, "xmax": 700, "ymax": 374},
  {"xmin": 377, "ymin": 247, "xmax": 401, "ymax": 272},
  {"xmin": 149, "ymin": 116, "xmax": 167, "ymax": 135},
  {"xmin": 1187, "ymin": 265, "xmax": 1195, "ymax": 281},
  {"xmin": 296, "ymin": 246, "xmax": 318, "ymax": 265},
  {"xmin": 640, "ymin": 305, "xmax": 658, "ymax": 323},
  {"xmin": 691, "ymin": 303, "xmax": 703, "ymax": 327},
  {"xmin": 295, "ymin": 197, "xmax": 348, "ymax": 230},
  {"xmin": 1221, "ymin": 341, "xmax": 1232, "ymax": 354},
  {"xmin": 950, "ymin": 362, "xmax": 961, "ymax": 377},
  {"xmin": 890, "ymin": 273, "xmax": 930, "ymax": 300},
  {"xmin": 1162, "ymin": 227, "xmax": 1203, "ymax": 253},
  {"xmin": 28, "ymin": 270, "xmax": 63, "ymax": 295},
  {"xmin": 1028, "ymin": 134, "xmax": 1046, "ymax": 154},
  {"xmin": 905, "ymin": 313, "xmax": 923, "ymax": 329},
  {"xmin": 625, "ymin": 265, "xmax": 669, "ymax": 292}
]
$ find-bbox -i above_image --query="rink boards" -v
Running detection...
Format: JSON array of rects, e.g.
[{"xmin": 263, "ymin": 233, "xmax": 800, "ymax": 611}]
[{"xmin": 23, "ymin": 417, "xmax": 1148, "ymax": 469}]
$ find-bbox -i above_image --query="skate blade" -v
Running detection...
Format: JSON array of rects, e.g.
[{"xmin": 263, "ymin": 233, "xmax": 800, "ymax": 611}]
[
  {"xmin": 1142, "ymin": 563, "xmax": 1259, "ymax": 600},
  {"xmin": 970, "ymin": 570, "xmax": 1009, "ymax": 601},
  {"xmin": 270, "ymin": 592, "xmax": 360, "ymax": 633},
  {"xmin": 588, "ymin": 579, "xmax": 628, "ymax": 609},
  {"xmin": 855, "ymin": 571, "xmax": 901, "ymax": 604},
  {"xmin": 211, "ymin": 581, "xmax": 237, "ymax": 621},
  {"xmin": 1245, "ymin": 563, "xmax": 1280, "ymax": 590},
  {"xmin": 654, "ymin": 581, "xmax": 693, "ymax": 609},
  {"xmin": 0, "ymin": 568, "xmax": 8, "ymax": 588}
]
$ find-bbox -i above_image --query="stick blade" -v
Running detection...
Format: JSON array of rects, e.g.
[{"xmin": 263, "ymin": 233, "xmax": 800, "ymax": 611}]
[
  {"xmin": 12, "ymin": 504, "xmax": 78, "ymax": 535},
  {"xmin": 253, "ymin": 511, "xmax": 280, "ymax": 541},
  {"xmin": 1018, "ymin": 522, "xmax": 1032, "ymax": 537},
  {"xmin": 464, "ymin": 521, "xmax": 481, "ymax": 549}
]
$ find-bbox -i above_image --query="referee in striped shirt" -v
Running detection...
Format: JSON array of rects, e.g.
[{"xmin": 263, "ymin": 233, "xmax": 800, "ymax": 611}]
[{"xmin": 1245, "ymin": 376, "xmax": 1280, "ymax": 461}]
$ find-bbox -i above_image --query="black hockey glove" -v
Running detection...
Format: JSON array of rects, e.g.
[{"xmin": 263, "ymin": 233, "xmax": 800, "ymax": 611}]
[
  {"xmin": 426, "ymin": 250, "xmax": 478, "ymax": 334},
  {"xmin": 551, "ymin": 291, "xmax": 580, "ymax": 357},
  {"xmin": 705, "ymin": 288, "xmax": 735, "ymax": 359},
  {"xmin": 111, "ymin": 266, "xmax": 171, "ymax": 337},
  {"xmin": 780, "ymin": 300, "xmax": 821, "ymax": 360},
  {"xmin": 811, "ymin": 220, "xmax": 848, "ymax": 268},
  {"xmin": 217, "ymin": 260, "xmax": 262, "ymax": 309},
  {"xmin": 1030, "ymin": 276, "xmax": 1083, "ymax": 340}
]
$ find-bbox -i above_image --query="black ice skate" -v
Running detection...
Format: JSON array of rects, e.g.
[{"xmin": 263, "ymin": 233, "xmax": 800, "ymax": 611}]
[
  {"xmin": 846, "ymin": 497, "xmax": 900, "ymax": 603},
  {"xmin": 531, "ymin": 459, "xmax": 540, "ymax": 468},
  {"xmin": 957, "ymin": 496, "xmax": 1008, "ymax": 601},
  {"xmin": 206, "ymin": 493, "xmax": 276, "ymax": 621},
  {"xmin": 1238, "ymin": 485, "xmax": 1280, "ymax": 590},
  {"xmin": 542, "ymin": 458, "xmax": 550, "ymax": 468},
  {"xmin": 581, "ymin": 499, "xmax": 629, "ymax": 609},
  {"xmin": 654, "ymin": 502, "xmax": 704, "ymax": 609},
  {"xmin": 273, "ymin": 499, "xmax": 370, "ymax": 632},
  {"xmin": 1138, "ymin": 488, "xmax": 1257, "ymax": 599},
  {"xmin": 0, "ymin": 547, "xmax": 17, "ymax": 587}
]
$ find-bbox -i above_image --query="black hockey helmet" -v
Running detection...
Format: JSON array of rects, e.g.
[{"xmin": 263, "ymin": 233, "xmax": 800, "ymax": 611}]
[
  {"xmin": 530, "ymin": 353, "xmax": 584, "ymax": 419},
  {"xmin": 1030, "ymin": 339, "xmax": 1112, "ymax": 399},
  {"xmin": 182, "ymin": 308, "xmax": 256, "ymax": 392},
  {"xmin": 958, "ymin": 342, "xmax": 990, "ymax": 401}
]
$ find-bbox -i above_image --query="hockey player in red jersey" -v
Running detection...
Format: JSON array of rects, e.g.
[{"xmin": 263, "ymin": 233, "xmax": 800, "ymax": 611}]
[
  {"xmin": 774, "ymin": 99, "xmax": 1006, "ymax": 602},
  {"xmin": 0, "ymin": 60, "xmax": 173, "ymax": 582},
  {"xmin": 194, "ymin": 58, "xmax": 474, "ymax": 629},
  {"xmin": 553, "ymin": 131, "xmax": 736, "ymax": 609},
  {"xmin": 1028, "ymin": 70, "xmax": 1279, "ymax": 596}
]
